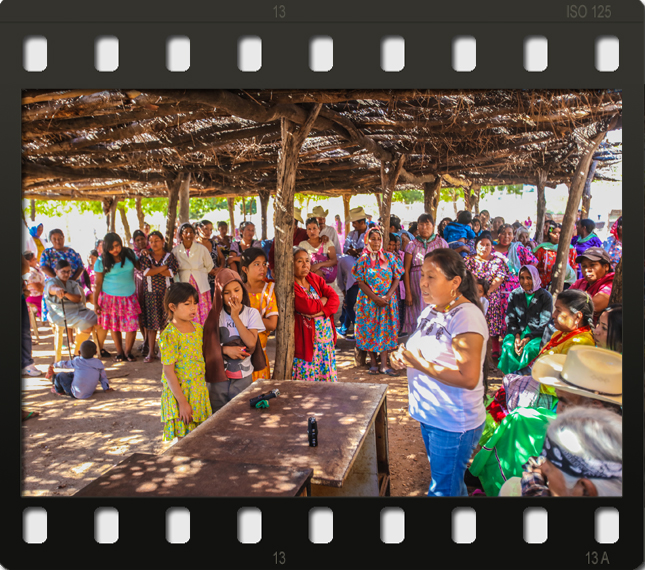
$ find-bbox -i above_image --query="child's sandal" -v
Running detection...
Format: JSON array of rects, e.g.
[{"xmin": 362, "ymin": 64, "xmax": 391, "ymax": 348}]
[{"xmin": 113, "ymin": 353, "xmax": 126, "ymax": 362}]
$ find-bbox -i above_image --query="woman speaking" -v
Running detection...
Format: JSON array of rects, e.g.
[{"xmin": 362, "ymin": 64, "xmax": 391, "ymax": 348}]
[{"xmin": 391, "ymin": 248, "xmax": 488, "ymax": 497}]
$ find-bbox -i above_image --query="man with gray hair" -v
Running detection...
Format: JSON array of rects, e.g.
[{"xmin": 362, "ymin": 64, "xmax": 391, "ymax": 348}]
[{"xmin": 520, "ymin": 406, "xmax": 622, "ymax": 497}]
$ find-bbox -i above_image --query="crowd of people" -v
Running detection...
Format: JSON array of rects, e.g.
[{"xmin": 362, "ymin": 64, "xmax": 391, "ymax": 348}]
[{"xmin": 21, "ymin": 205, "xmax": 623, "ymax": 497}]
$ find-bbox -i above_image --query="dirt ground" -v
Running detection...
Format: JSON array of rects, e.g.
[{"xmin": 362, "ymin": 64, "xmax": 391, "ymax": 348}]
[{"xmin": 22, "ymin": 315, "xmax": 501, "ymax": 497}]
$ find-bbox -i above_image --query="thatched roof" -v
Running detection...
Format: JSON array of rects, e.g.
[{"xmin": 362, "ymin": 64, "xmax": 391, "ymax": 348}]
[{"xmin": 22, "ymin": 88, "xmax": 622, "ymax": 201}]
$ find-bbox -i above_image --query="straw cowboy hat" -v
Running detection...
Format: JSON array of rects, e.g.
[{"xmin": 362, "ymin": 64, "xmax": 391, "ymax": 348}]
[
  {"xmin": 347, "ymin": 206, "xmax": 367, "ymax": 223},
  {"xmin": 531, "ymin": 345, "xmax": 622, "ymax": 405},
  {"xmin": 293, "ymin": 207, "xmax": 304, "ymax": 224},
  {"xmin": 309, "ymin": 205, "xmax": 329, "ymax": 219}
]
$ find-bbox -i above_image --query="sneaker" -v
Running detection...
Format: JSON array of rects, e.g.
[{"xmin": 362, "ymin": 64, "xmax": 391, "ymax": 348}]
[{"xmin": 22, "ymin": 364, "xmax": 42, "ymax": 377}]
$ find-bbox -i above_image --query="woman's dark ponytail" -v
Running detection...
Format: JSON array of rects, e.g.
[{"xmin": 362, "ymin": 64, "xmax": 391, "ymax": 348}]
[{"xmin": 555, "ymin": 289, "xmax": 595, "ymax": 332}]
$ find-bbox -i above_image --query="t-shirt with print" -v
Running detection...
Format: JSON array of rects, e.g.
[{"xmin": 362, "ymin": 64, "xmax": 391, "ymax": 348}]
[
  {"xmin": 406, "ymin": 302, "xmax": 488, "ymax": 432},
  {"xmin": 218, "ymin": 306, "xmax": 266, "ymax": 379}
]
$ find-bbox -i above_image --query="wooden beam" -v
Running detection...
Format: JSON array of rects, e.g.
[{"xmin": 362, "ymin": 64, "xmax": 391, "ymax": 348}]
[
  {"xmin": 165, "ymin": 176, "xmax": 182, "ymax": 246},
  {"xmin": 379, "ymin": 154, "xmax": 405, "ymax": 251},
  {"xmin": 550, "ymin": 128, "xmax": 611, "ymax": 295},
  {"xmin": 272, "ymin": 104, "xmax": 322, "ymax": 382},
  {"xmin": 424, "ymin": 178, "xmax": 441, "ymax": 222},
  {"xmin": 534, "ymin": 167, "xmax": 549, "ymax": 245},
  {"xmin": 227, "ymin": 197, "xmax": 236, "ymax": 238},
  {"xmin": 258, "ymin": 188, "xmax": 270, "ymax": 240},
  {"xmin": 178, "ymin": 173, "xmax": 191, "ymax": 224},
  {"xmin": 343, "ymin": 194, "xmax": 351, "ymax": 237}
]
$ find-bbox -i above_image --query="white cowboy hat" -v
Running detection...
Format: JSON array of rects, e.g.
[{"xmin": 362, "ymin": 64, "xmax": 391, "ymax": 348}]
[
  {"xmin": 347, "ymin": 206, "xmax": 367, "ymax": 222},
  {"xmin": 310, "ymin": 205, "xmax": 329, "ymax": 218},
  {"xmin": 293, "ymin": 207, "xmax": 304, "ymax": 224},
  {"xmin": 531, "ymin": 345, "xmax": 622, "ymax": 405}
]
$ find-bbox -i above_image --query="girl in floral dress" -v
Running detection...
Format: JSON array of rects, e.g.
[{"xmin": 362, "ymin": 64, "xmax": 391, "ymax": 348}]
[
  {"xmin": 292, "ymin": 247, "xmax": 340, "ymax": 382},
  {"xmin": 139, "ymin": 231, "xmax": 180, "ymax": 362},
  {"xmin": 402, "ymin": 214, "xmax": 449, "ymax": 334},
  {"xmin": 464, "ymin": 234, "xmax": 512, "ymax": 359},
  {"xmin": 172, "ymin": 223, "xmax": 215, "ymax": 326},
  {"xmin": 602, "ymin": 217, "xmax": 622, "ymax": 271},
  {"xmin": 533, "ymin": 224, "xmax": 578, "ymax": 289},
  {"xmin": 159, "ymin": 282, "xmax": 212, "ymax": 441},
  {"xmin": 352, "ymin": 227, "xmax": 404, "ymax": 375},
  {"xmin": 240, "ymin": 247, "xmax": 279, "ymax": 381}
]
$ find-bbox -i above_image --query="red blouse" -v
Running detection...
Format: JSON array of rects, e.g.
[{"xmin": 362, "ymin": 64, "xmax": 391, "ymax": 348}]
[{"xmin": 294, "ymin": 272, "xmax": 339, "ymax": 362}]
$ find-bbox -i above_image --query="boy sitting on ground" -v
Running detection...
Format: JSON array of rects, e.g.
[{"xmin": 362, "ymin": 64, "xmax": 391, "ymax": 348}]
[{"xmin": 46, "ymin": 340, "xmax": 114, "ymax": 399}]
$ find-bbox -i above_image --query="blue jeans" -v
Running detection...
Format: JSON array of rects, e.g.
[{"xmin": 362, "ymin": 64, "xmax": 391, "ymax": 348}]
[
  {"xmin": 54, "ymin": 372, "xmax": 76, "ymax": 398},
  {"xmin": 339, "ymin": 283, "xmax": 358, "ymax": 332},
  {"xmin": 419, "ymin": 421, "xmax": 484, "ymax": 497}
]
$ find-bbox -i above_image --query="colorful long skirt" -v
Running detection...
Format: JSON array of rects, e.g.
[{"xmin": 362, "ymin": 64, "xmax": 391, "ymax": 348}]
[
  {"xmin": 97, "ymin": 292, "xmax": 142, "ymax": 332},
  {"xmin": 189, "ymin": 274, "xmax": 212, "ymax": 326},
  {"xmin": 292, "ymin": 316, "xmax": 338, "ymax": 382},
  {"xmin": 160, "ymin": 375, "xmax": 212, "ymax": 440},
  {"xmin": 497, "ymin": 331, "xmax": 542, "ymax": 375},
  {"xmin": 355, "ymin": 293, "xmax": 400, "ymax": 353},
  {"xmin": 402, "ymin": 266, "xmax": 426, "ymax": 334}
]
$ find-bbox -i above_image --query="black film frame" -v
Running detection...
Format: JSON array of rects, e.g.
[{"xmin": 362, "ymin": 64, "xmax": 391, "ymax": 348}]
[{"xmin": 2, "ymin": 0, "xmax": 644, "ymax": 568}]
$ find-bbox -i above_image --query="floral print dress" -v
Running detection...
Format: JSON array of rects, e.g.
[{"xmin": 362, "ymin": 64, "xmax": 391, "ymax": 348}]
[
  {"xmin": 465, "ymin": 253, "xmax": 512, "ymax": 337},
  {"xmin": 139, "ymin": 251, "xmax": 180, "ymax": 331},
  {"xmin": 352, "ymin": 251, "xmax": 404, "ymax": 352},
  {"xmin": 402, "ymin": 235, "xmax": 449, "ymax": 334},
  {"xmin": 494, "ymin": 243, "xmax": 538, "ymax": 336},
  {"xmin": 292, "ymin": 286, "xmax": 338, "ymax": 382},
  {"xmin": 248, "ymin": 280, "xmax": 279, "ymax": 382},
  {"xmin": 159, "ymin": 322, "xmax": 212, "ymax": 440}
]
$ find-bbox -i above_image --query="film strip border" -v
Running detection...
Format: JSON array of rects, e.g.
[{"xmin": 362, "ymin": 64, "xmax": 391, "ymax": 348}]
[{"xmin": 4, "ymin": 0, "xmax": 645, "ymax": 568}]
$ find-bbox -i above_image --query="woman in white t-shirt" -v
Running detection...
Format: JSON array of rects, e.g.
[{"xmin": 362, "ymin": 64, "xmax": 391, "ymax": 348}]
[
  {"xmin": 298, "ymin": 217, "xmax": 337, "ymax": 283},
  {"xmin": 390, "ymin": 247, "xmax": 489, "ymax": 497}
]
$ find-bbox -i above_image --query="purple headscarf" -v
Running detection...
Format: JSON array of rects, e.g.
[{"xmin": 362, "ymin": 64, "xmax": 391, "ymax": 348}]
[{"xmin": 519, "ymin": 264, "xmax": 542, "ymax": 293}]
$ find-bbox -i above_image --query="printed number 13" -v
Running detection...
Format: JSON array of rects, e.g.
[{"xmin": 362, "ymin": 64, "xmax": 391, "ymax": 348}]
[
  {"xmin": 274, "ymin": 551, "xmax": 286, "ymax": 564},
  {"xmin": 274, "ymin": 5, "xmax": 286, "ymax": 18}
]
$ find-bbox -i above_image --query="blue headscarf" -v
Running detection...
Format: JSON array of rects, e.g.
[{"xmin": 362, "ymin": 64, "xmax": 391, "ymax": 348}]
[{"xmin": 29, "ymin": 223, "xmax": 43, "ymax": 238}]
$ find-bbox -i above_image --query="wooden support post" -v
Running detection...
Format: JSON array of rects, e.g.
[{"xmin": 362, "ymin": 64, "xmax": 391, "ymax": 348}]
[
  {"xmin": 608, "ymin": 257, "xmax": 622, "ymax": 305},
  {"xmin": 273, "ymin": 104, "xmax": 322, "ymax": 381},
  {"xmin": 227, "ymin": 197, "xmax": 236, "ymax": 238},
  {"xmin": 423, "ymin": 177, "xmax": 441, "ymax": 221},
  {"xmin": 550, "ymin": 131, "xmax": 608, "ymax": 296},
  {"xmin": 135, "ymin": 197, "xmax": 145, "ymax": 230},
  {"xmin": 109, "ymin": 198, "xmax": 118, "ymax": 233},
  {"xmin": 379, "ymin": 155, "xmax": 405, "ymax": 251},
  {"xmin": 535, "ymin": 168, "xmax": 548, "ymax": 245},
  {"xmin": 472, "ymin": 184, "xmax": 481, "ymax": 215},
  {"xmin": 242, "ymin": 196, "xmax": 247, "ymax": 221},
  {"xmin": 178, "ymin": 173, "xmax": 191, "ymax": 224},
  {"xmin": 101, "ymin": 198, "xmax": 112, "ymax": 234},
  {"xmin": 581, "ymin": 160, "xmax": 598, "ymax": 219},
  {"xmin": 165, "ymin": 176, "xmax": 182, "ymax": 246},
  {"xmin": 118, "ymin": 204, "xmax": 132, "ymax": 244},
  {"xmin": 343, "ymin": 194, "xmax": 351, "ymax": 237},
  {"xmin": 30, "ymin": 199, "xmax": 36, "ymax": 222},
  {"xmin": 259, "ymin": 189, "xmax": 270, "ymax": 240}
]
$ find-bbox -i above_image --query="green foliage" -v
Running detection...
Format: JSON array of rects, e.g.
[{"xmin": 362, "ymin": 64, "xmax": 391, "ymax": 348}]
[
  {"xmin": 187, "ymin": 197, "xmax": 228, "ymax": 220},
  {"xmin": 239, "ymin": 198, "xmax": 257, "ymax": 216},
  {"xmin": 392, "ymin": 189, "xmax": 424, "ymax": 204}
]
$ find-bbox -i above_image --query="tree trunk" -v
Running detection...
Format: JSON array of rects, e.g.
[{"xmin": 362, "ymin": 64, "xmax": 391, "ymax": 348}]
[
  {"xmin": 379, "ymin": 155, "xmax": 405, "ymax": 251},
  {"xmin": 242, "ymin": 196, "xmax": 247, "ymax": 221},
  {"xmin": 535, "ymin": 168, "xmax": 548, "ymax": 244},
  {"xmin": 118, "ymin": 205, "xmax": 132, "ymax": 244},
  {"xmin": 462, "ymin": 186, "xmax": 473, "ymax": 213},
  {"xmin": 424, "ymin": 177, "xmax": 441, "ymax": 221},
  {"xmin": 259, "ymin": 189, "xmax": 270, "ymax": 240},
  {"xmin": 550, "ymin": 132, "xmax": 608, "ymax": 296},
  {"xmin": 227, "ymin": 197, "xmax": 236, "ymax": 238},
  {"xmin": 178, "ymin": 173, "xmax": 191, "ymax": 224},
  {"xmin": 109, "ymin": 196, "xmax": 119, "ymax": 233},
  {"xmin": 272, "ymin": 104, "xmax": 322, "ymax": 381},
  {"xmin": 135, "ymin": 197, "xmax": 145, "ymax": 230},
  {"xmin": 30, "ymin": 199, "xmax": 36, "ymax": 222},
  {"xmin": 343, "ymin": 194, "xmax": 351, "ymax": 237},
  {"xmin": 581, "ymin": 160, "xmax": 598, "ymax": 219},
  {"xmin": 608, "ymin": 257, "xmax": 622, "ymax": 305},
  {"xmin": 375, "ymin": 193, "xmax": 382, "ymax": 210},
  {"xmin": 451, "ymin": 189, "xmax": 458, "ymax": 217},
  {"xmin": 165, "ymin": 176, "xmax": 182, "ymax": 246},
  {"xmin": 472, "ymin": 184, "xmax": 481, "ymax": 215},
  {"xmin": 101, "ymin": 198, "xmax": 113, "ymax": 233}
]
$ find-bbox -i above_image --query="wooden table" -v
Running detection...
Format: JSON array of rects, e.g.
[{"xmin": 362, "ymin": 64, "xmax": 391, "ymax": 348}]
[
  {"xmin": 165, "ymin": 380, "xmax": 390, "ymax": 497},
  {"xmin": 74, "ymin": 453, "xmax": 313, "ymax": 497}
]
